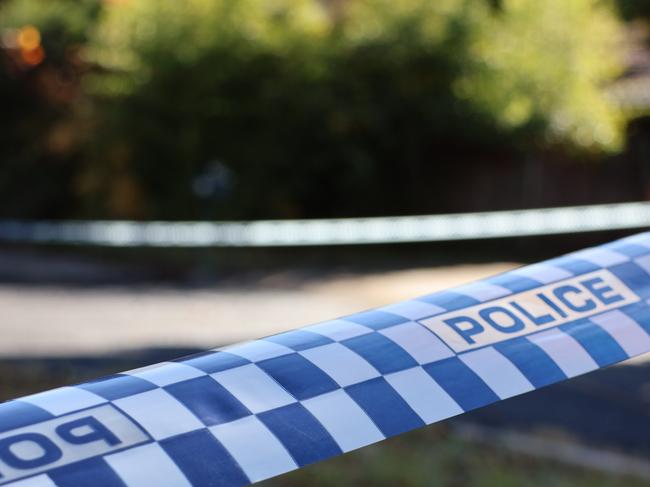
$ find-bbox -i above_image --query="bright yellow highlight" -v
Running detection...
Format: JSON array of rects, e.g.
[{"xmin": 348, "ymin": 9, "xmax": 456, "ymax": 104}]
[{"xmin": 17, "ymin": 25, "xmax": 40, "ymax": 51}]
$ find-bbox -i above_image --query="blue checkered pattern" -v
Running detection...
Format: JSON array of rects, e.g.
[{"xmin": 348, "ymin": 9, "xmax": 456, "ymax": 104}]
[{"xmin": 5, "ymin": 233, "xmax": 650, "ymax": 486}]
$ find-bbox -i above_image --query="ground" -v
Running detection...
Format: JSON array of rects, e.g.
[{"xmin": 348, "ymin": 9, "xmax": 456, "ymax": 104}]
[{"xmin": 0, "ymin": 250, "xmax": 515, "ymax": 355}]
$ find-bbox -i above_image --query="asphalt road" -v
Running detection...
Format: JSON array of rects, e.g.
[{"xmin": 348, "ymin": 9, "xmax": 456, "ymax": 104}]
[{"xmin": 0, "ymin": 249, "xmax": 515, "ymax": 355}]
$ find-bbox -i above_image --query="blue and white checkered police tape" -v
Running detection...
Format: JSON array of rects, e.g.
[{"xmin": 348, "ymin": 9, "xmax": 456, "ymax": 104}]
[{"xmin": 4, "ymin": 233, "xmax": 650, "ymax": 486}]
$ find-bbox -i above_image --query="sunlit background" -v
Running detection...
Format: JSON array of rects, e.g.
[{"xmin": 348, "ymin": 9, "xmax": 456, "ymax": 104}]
[{"xmin": 1, "ymin": 0, "xmax": 650, "ymax": 485}]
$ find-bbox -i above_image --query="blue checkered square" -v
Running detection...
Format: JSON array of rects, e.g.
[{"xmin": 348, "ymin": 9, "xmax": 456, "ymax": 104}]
[
  {"xmin": 621, "ymin": 302, "xmax": 650, "ymax": 335},
  {"xmin": 417, "ymin": 291, "xmax": 480, "ymax": 311},
  {"xmin": 49, "ymin": 457, "xmax": 126, "ymax": 487},
  {"xmin": 341, "ymin": 332, "xmax": 417, "ymax": 374},
  {"xmin": 79, "ymin": 374, "xmax": 156, "ymax": 401},
  {"xmin": 608, "ymin": 242, "xmax": 650, "ymax": 259},
  {"xmin": 609, "ymin": 261, "xmax": 650, "ymax": 299},
  {"xmin": 178, "ymin": 351, "xmax": 250, "ymax": 374},
  {"xmin": 345, "ymin": 377, "xmax": 424, "ymax": 436},
  {"xmin": 264, "ymin": 330, "xmax": 333, "ymax": 351},
  {"xmin": 0, "ymin": 401, "xmax": 53, "ymax": 433},
  {"xmin": 160, "ymin": 429, "xmax": 249, "ymax": 486},
  {"xmin": 257, "ymin": 403, "xmax": 342, "ymax": 466},
  {"xmin": 343, "ymin": 310, "xmax": 409, "ymax": 330},
  {"xmin": 561, "ymin": 319, "xmax": 628, "ymax": 367},
  {"xmin": 487, "ymin": 273, "xmax": 540, "ymax": 293},
  {"xmin": 257, "ymin": 353, "xmax": 338, "ymax": 400},
  {"xmin": 495, "ymin": 337, "xmax": 566, "ymax": 388},
  {"xmin": 423, "ymin": 357, "xmax": 499, "ymax": 411},
  {"xmin": 165, "ymin": 376, "xmax": 251, "ymax": 426},
  {"xmin": 548, "ymin": 256, "xmax": 599, "ymax": 275}
]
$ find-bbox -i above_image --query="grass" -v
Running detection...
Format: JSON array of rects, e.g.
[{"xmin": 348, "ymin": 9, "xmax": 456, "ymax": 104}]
[{"xmin": 261, "ymin": 425, "xmax": 649, "ymax": 487}]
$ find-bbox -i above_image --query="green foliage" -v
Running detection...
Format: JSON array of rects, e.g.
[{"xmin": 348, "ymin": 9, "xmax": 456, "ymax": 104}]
[
  {"xmin": 82, "ymin": 0, "xmax": 336, "ymax": 218},
  {"xmin": 0, "ymin": 0, "xmax": 631, "ymax": 219},
  {"xmin": 81, "ymin": 0, "xmax": 628, "ymax": 219},
  {"xmin": 0, "ymin": 0, "xmax": 99, "ymax": 61},
  {"xmin": 0, "ymin": 0, "xmax": 100, "ymax": 217},
  {"xmin": 457, "ymin": 0, "xmax": 625, "ymax": 150}
]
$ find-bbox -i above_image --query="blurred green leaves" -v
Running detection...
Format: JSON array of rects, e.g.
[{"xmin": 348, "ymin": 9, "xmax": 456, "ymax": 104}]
[
  {"xmin": 0, "ymin": 0, "xmax": 633, "ymax": 219},
  {"xmin": 0, "ymin": 0, "xmax": 99, "ymax": 62},
  {"xmin": 0, "ymin": 0, "xmax": 100, "ymax": 218}
]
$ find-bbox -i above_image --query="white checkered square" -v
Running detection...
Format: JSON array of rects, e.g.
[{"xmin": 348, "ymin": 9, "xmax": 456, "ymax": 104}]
[
  {"xmin": 635, "ymin": 254, "xmax": 650, "ymax": 275},
  {"xmin": 212, "ymin": 364, "xmax": 295, "ymax": 413},
  {"xmin": 379, "ymin": 322, "xmax": 453, "ymax": 364},
  {"xmin": 106, "ymin": 443, "xmax": 191, "ymax": 487},
  {"xmin": 299, "ymin": 343, "xmax": 380, "ymax": 387},
  {"xmin": 512, "ymin": 263, "xmax": 572, "ymax": 284},
  {"xmin": 125, "ymin": 362, "xmax": 206, "ymax": 387},
  {"xmin": 590, "ymin": 310, "xmax": 650, "ymax": 357},
  {"xmin": 302, "ymin": 389, "xmax": 384, "ymax": 452},
  {"xmin": 619, "ymin": 232, "xmax": 650, "ymax": 249},
  {"xmin": 114, "ymin": 389, "xmax": 204, "ymax": 440},
  {"xmin": 379, "ymin": 300, "xmax": 445, "ymax": 321},
  {"xmin": 384, "ymin": 367, "xmax": 462, "ymax": 423},
  {"xmin": 10, "ymin": 475, "xmax": 57, "ymax": 487},
  {"xmin": 459, "ymin": 347, "xmax": 534, "ymax": 399},
  {"xmin": 21, "ymin": 386, "xmax": 105, "ymax": 416},
  {"xmin": 210, "ymin": 416, "xmax": 297, "ymax": 482},
  {"xmin": 453, "ymin": 281, "xmax": 511, "ymax": 302},
  {"xmin": 572, "ymin": 247, "xmax": 628, "ymax": 267},
  {"xmin": 527, "ymin": 329, "xmax": 598, "ymax": 378},
  {"xmin": 305, "ymin": 319, "xmax": 373, "ymax": 341},
  {"xmin": 220, "ymin": 340, "xmax": 293, "ymax": 362}
]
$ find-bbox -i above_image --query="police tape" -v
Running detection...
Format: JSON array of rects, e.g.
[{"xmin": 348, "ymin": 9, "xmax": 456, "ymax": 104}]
[
  {"xmin": 1, "ymin": 201, "xmax": 650, "ymax": 247},
  {"xmin": 2, "ymin": 233, "xmax": 650, "ymax": 486}
]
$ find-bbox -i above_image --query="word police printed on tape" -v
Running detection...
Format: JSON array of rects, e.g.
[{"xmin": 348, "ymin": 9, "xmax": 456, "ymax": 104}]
[
  {"xmin": 0, "ymin": 405, "xmax": 148, "ymax": 485},
  {"xmin": 422, "ymin": 269, "xmax": 639, "ymax": 352},
  {"xmin": 3, "ymin": 233, "xmax": 650, "ymax": 486}
]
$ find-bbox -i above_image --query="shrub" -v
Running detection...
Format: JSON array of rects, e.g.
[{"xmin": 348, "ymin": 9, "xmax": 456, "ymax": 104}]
[
  {"xmin": 1, "ymin": 0, "xmax": 630, "ymax": 219},
  {"xmin": 81, "ymin": 0, "xmax": 628, "ymax": 220},
  {"xmin": 0, "ymin": 0, "xmax": 100, "ymax": 217}
]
